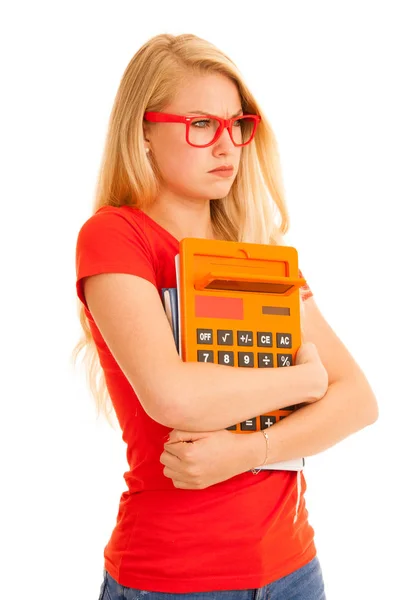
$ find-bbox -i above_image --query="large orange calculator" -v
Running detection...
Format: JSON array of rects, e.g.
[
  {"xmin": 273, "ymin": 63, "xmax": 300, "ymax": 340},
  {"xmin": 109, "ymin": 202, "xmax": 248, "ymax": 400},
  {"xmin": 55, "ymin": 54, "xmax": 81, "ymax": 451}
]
[{"xmin": 175, "ymin": 237, "xmax": 307, "ymax": 441}]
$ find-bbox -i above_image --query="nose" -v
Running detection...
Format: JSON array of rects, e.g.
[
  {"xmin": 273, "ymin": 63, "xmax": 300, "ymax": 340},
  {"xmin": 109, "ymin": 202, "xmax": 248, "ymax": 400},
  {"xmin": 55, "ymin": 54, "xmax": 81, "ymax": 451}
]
[{"xmin": 213, "ymin": 125, "xmax": 236, "ymax": 153}]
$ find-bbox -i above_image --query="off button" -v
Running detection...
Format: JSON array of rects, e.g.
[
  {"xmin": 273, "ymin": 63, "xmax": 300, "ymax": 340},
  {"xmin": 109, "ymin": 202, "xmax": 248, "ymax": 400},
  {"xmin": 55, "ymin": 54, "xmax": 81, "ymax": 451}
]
[{"xmin": 197, "ymin": 329, "xmax": 213, "ymax": 344}]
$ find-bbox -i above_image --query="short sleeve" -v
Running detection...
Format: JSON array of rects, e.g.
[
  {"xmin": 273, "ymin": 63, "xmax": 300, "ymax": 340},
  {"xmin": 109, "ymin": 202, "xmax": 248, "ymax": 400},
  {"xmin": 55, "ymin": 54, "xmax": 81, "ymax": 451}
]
[
  {"xmin": 75, "ymin": 208, "xmax": 158, "ymax": 310},
  {"xmin": 298, "ymin": 268, "xmax": 313, "ymax": 301}
]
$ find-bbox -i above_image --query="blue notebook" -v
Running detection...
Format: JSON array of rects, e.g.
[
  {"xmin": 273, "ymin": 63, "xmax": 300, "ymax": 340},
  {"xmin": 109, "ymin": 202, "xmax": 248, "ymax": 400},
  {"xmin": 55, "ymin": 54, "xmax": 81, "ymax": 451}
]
[{"xmin": 161, "ymin": 287, "xmax": 179, "ymax": 353}]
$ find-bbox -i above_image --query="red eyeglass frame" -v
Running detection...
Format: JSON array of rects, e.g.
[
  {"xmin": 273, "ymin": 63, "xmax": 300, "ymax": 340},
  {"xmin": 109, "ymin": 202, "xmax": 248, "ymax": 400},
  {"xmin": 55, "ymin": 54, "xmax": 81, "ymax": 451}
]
[{"xmin": 143, "ymin": 111, "xmax": 261, "ymax": 148}]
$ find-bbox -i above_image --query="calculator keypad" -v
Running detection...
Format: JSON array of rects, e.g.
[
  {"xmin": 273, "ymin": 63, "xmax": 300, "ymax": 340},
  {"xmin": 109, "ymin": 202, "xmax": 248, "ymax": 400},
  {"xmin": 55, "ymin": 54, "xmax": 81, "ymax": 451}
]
[
  {"xmin": 196, "ymin": 328, "xmax": 292, "ymax": 366},
  {"xmin": 196, "ymin": 327, "xmax": 295, "ymax": 432}
]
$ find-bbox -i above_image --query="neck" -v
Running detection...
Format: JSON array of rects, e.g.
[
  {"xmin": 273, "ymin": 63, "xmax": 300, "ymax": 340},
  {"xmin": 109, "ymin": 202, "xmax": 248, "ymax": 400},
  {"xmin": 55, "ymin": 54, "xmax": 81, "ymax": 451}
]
[{"xmin": 142, "ymin": 198, "xmax": 220, "ymax": 241}]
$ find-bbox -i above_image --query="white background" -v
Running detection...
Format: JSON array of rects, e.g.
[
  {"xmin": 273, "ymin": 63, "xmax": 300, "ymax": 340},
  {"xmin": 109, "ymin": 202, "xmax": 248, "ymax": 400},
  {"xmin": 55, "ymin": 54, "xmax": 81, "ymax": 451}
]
[{"xmin": 1, "ymin": 1, "xmax": 399, "ymax": 598}]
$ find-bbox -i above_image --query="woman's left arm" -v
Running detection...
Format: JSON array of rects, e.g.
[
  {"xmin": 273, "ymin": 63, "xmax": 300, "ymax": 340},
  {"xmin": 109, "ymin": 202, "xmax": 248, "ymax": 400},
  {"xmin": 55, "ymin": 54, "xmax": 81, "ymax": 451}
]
[{"xmin": 161, "ymin": 296, "xmax": 379, "ymax": 489}]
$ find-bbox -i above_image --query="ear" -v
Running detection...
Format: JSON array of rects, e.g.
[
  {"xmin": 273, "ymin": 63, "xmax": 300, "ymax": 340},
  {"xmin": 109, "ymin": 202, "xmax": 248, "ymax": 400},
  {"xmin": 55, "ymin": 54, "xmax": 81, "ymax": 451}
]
[{"xmin": 142, "ymin": 120, "xmax": 151, "ymax": 141}]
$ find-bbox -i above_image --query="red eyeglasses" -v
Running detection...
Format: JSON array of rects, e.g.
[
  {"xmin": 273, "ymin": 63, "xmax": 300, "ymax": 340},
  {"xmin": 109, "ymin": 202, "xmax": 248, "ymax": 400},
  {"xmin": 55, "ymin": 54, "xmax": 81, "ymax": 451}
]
[{"xmin": 143, "ymin": 111, "xmax": 261, "ymax": 148}]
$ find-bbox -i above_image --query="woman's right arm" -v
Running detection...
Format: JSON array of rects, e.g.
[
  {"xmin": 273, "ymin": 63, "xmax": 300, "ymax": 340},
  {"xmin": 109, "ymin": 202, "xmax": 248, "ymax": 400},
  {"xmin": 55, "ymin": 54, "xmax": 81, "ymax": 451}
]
[{"xmin": 83, "ymin": 272, "xmax": 326, "ymax": 432}]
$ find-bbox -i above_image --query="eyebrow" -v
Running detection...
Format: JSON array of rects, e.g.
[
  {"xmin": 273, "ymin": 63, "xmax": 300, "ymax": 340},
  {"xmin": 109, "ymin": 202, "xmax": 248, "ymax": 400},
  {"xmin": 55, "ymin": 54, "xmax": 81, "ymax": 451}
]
[{"xmin": 188, "ymin": 109, "xmax": 244, "ymax": 118}]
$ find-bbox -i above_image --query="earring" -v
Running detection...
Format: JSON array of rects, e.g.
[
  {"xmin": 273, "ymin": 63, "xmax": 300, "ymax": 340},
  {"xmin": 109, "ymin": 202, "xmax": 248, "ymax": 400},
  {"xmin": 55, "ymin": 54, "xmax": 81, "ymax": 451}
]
[{"xmin": 145, "ymin": 147, "xmax": 150, "ymax": 154}]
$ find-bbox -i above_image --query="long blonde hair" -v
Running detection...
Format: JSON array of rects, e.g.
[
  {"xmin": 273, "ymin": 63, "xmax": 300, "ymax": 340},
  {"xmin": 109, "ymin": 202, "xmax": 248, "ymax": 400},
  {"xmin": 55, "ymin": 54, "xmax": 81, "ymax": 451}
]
[{"xmin": 71, "ymin": 33, "xmax": 305, "ymax": 428}]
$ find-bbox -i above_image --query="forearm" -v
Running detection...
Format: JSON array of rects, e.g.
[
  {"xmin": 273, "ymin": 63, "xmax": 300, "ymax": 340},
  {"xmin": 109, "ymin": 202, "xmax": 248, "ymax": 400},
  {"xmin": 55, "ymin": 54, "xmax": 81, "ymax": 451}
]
[
  {"xmin": 247, "ymin": 373, "xmax": 379, "ymax": 468},
  {"xmin": 166, "ymin": 361, "xmax": 320, "ymax": 432}
]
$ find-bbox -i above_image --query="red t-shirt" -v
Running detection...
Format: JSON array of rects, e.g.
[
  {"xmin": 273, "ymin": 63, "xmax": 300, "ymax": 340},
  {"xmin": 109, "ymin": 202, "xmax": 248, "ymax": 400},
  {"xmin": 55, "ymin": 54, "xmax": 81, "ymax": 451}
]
[{"xmin": 75, "ymin": 204, "xmax": 316, "ymax": 592}]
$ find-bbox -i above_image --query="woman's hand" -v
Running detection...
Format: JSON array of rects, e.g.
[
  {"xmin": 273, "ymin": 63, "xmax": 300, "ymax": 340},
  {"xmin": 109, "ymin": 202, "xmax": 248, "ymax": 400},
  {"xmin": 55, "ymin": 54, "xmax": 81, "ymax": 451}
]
[{"xmin": 160, "ymin": 428, "xmax": 256, "ymax": 489}]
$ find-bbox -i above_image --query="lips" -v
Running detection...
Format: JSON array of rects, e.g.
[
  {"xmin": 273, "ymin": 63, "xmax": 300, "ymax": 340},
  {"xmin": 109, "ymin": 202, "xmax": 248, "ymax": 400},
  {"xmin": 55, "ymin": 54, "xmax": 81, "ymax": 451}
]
[{"xmin": 209, "ymin": 166, "xmax": 234, "ymax": 173}]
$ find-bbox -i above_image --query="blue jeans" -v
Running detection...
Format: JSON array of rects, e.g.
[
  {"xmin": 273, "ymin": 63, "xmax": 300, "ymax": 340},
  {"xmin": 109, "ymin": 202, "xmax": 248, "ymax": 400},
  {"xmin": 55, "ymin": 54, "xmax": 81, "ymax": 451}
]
[{"xmin": 97, "ymin": 556, "xmax": 326, "ymax": 599}]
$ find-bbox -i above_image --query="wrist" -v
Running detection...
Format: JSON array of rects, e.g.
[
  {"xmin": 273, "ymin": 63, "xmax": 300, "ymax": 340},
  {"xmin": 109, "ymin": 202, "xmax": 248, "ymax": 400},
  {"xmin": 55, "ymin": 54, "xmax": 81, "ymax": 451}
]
[{"xmin": 247, "ymin": 430, "xmax": 269, "ymax": 471}]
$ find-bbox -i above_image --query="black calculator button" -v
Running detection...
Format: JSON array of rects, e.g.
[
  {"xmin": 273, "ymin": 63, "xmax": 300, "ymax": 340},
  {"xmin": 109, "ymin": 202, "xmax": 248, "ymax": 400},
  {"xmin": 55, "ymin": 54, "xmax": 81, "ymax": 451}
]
[
  {"xmin": 260, "ymin": 415, "xmax": 277, "ymax": 429},
  {"xmin": 196, "ymin": 329, "xmax": 213, "ymax": 344},
  {"xmin": 226, "ymin": 425, "xmax": 237, "ymax": 431},
  {"xmin": 217, "ymin": 330, "xmax": 234, "ymax": 345},
  {"xmin": 257, "ymin": 332, "xmax": 273, "ymax": 347},
  {"xmin": 197, "ymin": 350, "xmax": 214, "ymax": 363},
  {"xmin": 238, "ymin": 352, "xmax": 254, "ymax": 367},
  {"xmin": 257, "ymin": 353, "xmax": 274, "ymax": 368},
  {"xmin": 240, "ymin": 418, "xmax": 257, "ymax": 431},
  {"xmin": 237, "ymin": 331, "xmax": 253, "ymax": 346},
  {"xmin": 277, "ymin": 353, "xmax": 293, "ymax": 367},
  {"xmin": 218, "ymin": 351, "xmax": 234, "ymax": 366},
  {"xmin": 197, "ymin": 329, "xmax": 213, "ymax": 344},
  {"xmin": 276, "ymin": 333, "xmax": 292, "ymax": 348}
]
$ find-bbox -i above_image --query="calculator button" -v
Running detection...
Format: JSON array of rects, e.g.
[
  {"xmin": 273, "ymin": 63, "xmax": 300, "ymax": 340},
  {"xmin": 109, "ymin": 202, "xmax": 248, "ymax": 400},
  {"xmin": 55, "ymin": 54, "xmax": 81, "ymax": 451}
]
[
  {"xmin": 218, "ymin": 351, "xmax": 234, "ymax": 366},
  {"xmin": 226, "ymin": 425, "xmax": 237, "ymax": 431},
  {"xmin": 277, "ymin": 354, "xmax": 293, "ymax": 367},
  {"xmin": 237, "ymin": 331, "xmax": 253, "ymax": 346},
  {"xmin": 257, "ymin": 332, "xmax": 273, "ymax": 347},
  {"xmin": 276, "ymin": 333, "xmax": 292, "ymax": 348},
  {"xmin": 197, "ymin": 329, "xmax": 213, "ymax": 344},
  {"xmin": 260, "ymin": 415, "xmax": 276, "ymax": 429},
  {"xmin": 197, "ymin": 350, "xmax": 214, "ymax": 363},
  {"xmin": 238, "ymin": 352, "xmax": 254, "ymax": 367},
  {"xmin": 240, "ymin": 418, "xmax": 257, "ymax": 431},
  {"xmin": 217, "ymin": 330, "xmax": 234, "ymax": 345},
  {"xmin": 257, "ymin": 353, "xmax": 274, "ymax": 368}
]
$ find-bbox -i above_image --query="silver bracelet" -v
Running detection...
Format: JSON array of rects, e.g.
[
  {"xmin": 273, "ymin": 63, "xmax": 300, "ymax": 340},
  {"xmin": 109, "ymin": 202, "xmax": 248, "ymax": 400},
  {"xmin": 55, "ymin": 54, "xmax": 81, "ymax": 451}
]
[{"xmin": 251, "ymin": 430, "xmax": 270, "ymax": 475}]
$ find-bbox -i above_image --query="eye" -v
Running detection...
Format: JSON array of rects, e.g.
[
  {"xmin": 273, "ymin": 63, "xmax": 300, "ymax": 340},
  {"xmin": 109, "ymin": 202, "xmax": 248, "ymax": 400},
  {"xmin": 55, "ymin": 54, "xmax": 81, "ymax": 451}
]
[{"xmin": 191, "ymin": 119, "xmax": 211, "ymax": 128}]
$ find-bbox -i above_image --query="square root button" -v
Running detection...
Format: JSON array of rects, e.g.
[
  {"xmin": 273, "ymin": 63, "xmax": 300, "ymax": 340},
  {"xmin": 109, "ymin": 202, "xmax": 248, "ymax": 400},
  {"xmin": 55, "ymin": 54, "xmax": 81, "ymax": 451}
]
[{"xmin": 217, "ymin": 330, "xmax": 233, "ymax": 345}]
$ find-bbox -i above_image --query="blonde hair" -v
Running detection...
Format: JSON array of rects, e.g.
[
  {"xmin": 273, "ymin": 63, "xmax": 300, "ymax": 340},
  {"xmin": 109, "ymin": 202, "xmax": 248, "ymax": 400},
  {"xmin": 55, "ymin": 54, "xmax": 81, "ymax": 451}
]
[{"xmin": 71, "ymin": 33, "xmax": 306, "ymax": 428}]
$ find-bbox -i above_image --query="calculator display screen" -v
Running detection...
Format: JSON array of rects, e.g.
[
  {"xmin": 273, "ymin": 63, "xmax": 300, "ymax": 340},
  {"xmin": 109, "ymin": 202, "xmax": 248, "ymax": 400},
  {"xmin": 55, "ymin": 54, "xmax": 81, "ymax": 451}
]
[{"xmin": 195, "ymin": 295, "xmax": 244, "ymax": 319}]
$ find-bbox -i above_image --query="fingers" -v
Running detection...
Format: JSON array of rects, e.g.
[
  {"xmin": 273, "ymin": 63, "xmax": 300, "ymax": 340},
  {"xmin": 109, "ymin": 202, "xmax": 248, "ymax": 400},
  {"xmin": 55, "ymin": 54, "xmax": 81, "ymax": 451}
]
[
  {"xmin": 162, "ymin": 463, "xmax": 192, "ymax": 489},
  {"xmin": 167, "ymin": 430, "xmax": 195, "ymax": 444},
  {"xmin": 164, "ymin": 438, "xmax": 195, "ymax": 460},
  {"xmin": 160, "ymin": 449, "xmax": 181, "ymax": 466},
  {"xmin": 162, "ymin": 466, "xmax": 199, "ymax": 489},
  {"xmin": 163, "ymin": 443, "xmax": 184, "ymax": 460},
  {"xmin": 169, "ymin": 478, "xmax": 190, "ymax": 489}
]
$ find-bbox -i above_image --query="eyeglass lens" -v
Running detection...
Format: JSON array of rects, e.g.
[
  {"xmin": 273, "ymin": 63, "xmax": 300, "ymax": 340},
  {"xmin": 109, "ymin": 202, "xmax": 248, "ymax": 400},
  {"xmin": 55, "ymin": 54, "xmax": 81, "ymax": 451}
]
[{"xmin": 188, "ymin": 116, "xmax": 256, "ymax": 146}]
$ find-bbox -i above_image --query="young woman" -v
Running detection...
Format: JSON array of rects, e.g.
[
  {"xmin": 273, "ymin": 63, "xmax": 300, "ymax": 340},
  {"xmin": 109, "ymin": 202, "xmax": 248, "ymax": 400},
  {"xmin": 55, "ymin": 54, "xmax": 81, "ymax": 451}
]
[{"xmin": 73, "ymin": 33, "xmax": 378, "ymax": 600}]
